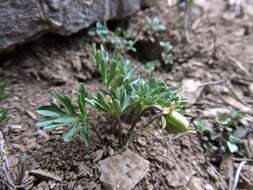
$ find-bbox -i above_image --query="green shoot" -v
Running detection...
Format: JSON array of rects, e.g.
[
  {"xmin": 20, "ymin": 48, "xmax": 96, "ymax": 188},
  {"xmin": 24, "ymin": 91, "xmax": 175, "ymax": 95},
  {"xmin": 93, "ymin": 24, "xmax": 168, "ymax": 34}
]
[
  {"xmin": 36, "ymin": 45, "xmax": 189, "ymax": 147},
  {"xmin": 92, "ymin": 44, "xmax": 135, "ymax": 91},
  {"xmin": 146, "ymin": 17, "xmax": 166, "ymax": 32},
  {"xmin": 196, "ymin": 108, "xmax": 249, "ymax": 157},
  {"xmin": 88, "ymin": 22, "xmax": 136, "ymax": 52},
  {"xmin": 36, "ymin": 84, "xmax": 90, "ymax": 146},
  {"xmin": 160, "ymin": 41, "xmax": 173, "ymax": 65},
  {"xmin": 144, "ymin": 60, "xmax": 161, "ymax": 74},
  {"xmin": 88, "ymin": 22, "xmax": 110, "ymax": 42}
]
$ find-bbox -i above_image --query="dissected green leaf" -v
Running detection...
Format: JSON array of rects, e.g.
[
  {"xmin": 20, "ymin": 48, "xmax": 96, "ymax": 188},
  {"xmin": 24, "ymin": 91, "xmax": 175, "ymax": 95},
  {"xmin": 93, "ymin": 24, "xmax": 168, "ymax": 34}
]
[
  {"xmin": 0, "ymin": 108, "xmax": 8, "ymax": 126},
  {"xmin": 217, "ymin": 112, "xmax": 230, "ymax": 124},
  {"xmin": 63, "ymin": 126, "xmax": 77, "ymax": 142},
  {"xmin": 52, "ymin": 92, "xmax": 76, "ymax": 114},
  {"xmin": 146, "ymin": 17, "xmax": 166, "ymax": 32},
  {"xmin": 233, "ymin": 127, "xmax": 248, "ymax": 139},
  {"xmin": 36, "ymin": 104, "xmax": 67, "ymax": 117},
  {"xmin": 0, "ymin": 80, "xmax": 9, "ymax": 126},
  {"xmin": 36, "ymin": 84, "xmax": 90, "ymax": 147},
  {"xmin": 81, "ymin": 122, "xmax": 89, "ymax": 147},
  {"xmin": 226, "ymin": 141, "xmax": 239, "ymax": 153},
  {"xmin": 37, "ymin": 116, "xmax": 80, "ymax": 129}
]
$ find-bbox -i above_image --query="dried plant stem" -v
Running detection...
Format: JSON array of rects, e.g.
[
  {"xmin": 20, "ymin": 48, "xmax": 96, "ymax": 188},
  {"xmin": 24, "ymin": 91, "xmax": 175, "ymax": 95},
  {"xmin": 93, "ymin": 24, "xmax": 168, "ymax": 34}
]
[
  {"xmin": 124, "ymin": 112, "xmax": 143, "ymax": 146},
  {"xmin": 124, "ymin": 105, "xmax": 163, "ymax": 145},
  {"xmin": 184, "ymin": 0, "xmax": 193, "ymax": 42},
  {"xmin": 92, "ymin": 127, "xmax": 103, "ymax": 143},
  {"xmin": 231, "ymin": 161, "xmax": 247, "ymax": 190}
]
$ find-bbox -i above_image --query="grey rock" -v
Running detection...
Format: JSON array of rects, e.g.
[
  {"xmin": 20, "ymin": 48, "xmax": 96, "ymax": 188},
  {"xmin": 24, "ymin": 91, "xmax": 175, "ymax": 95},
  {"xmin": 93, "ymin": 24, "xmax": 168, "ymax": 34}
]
[
  {"xmin": 0, "ymin": 0, "xmax": 141, "ymax": 53},
  {"xmin": 99, "ymin": 149, "xmax": 149, "ymax": 190}
]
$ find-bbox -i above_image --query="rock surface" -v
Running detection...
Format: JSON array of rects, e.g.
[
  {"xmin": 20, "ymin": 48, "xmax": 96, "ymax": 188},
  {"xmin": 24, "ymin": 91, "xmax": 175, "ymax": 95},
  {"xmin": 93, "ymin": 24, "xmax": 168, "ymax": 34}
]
[
  {"xmin": 99, "ymin": 149, "xmax": 149, "ymax": 190},
  {"xmin": 0, "ymin": 0, "xmax": 140, "ymax": 53}
]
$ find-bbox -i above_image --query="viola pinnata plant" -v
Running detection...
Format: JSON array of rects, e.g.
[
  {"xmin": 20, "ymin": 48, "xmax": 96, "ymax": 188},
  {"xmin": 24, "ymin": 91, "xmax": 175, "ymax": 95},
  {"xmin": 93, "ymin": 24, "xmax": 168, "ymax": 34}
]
[{"xmin": 36, "ymin": 45, "xmax": 189, "ymax": 147}]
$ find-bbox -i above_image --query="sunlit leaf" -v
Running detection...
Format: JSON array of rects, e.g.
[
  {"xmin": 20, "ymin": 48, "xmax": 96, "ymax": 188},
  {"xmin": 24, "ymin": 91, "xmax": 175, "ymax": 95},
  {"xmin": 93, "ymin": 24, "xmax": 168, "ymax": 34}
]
[{"xmin": 226, "ymin": 141, "xmax": 238, "ymax": 153}]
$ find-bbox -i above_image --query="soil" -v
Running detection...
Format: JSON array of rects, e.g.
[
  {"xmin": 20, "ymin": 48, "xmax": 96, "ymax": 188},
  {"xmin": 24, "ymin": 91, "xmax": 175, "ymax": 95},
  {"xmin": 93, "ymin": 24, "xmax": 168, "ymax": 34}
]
[{"xmin": 1, "ymin": 0, "xmax": 253, "ymax": 189}]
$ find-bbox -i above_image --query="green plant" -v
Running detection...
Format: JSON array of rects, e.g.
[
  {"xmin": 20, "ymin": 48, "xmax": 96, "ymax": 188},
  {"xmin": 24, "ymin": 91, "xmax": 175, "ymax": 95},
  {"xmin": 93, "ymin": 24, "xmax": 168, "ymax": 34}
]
[
  {"xmin": 36, "ymin": 45, "xmax": 189, "ymax": 147},
  {"xmin": 144, "ymin": 60, "xmax": 161, "ymax": 74},
  {"xmin": 88, "ymin": 22, "xmax": 110, "ymax": 42},
  {"xmin": 92, "ymin": 45, "xmax": 188, "ymax": 143},
  {"xmin": 88, "ymin": 22, "xmax": 136, "ymax": 52},
  {"xmin": 141, "ymin": 18, "xmax": 174, "ymax": 68},
  {"xmin": 196, "ymin": 108, "xmax": 250, "ymax": 157},
  {"xmin": 160, "ymin": 41, "xmax": 173, "ymax": 65},
  {"xmin": 36, "ymin": 84, "xmax": 90, "ymax": 146},
  {"xmin": 0, "ymin": 81, "xmax": 9, "ymax": 126},
  {"xmin": 146, "ymin": 17, "xmax": 166, "ymax": 32}
]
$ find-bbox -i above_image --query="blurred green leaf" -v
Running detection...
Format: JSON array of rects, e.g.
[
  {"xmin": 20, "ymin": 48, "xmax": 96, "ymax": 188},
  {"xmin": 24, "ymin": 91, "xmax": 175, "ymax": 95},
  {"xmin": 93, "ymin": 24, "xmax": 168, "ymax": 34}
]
[
  {"xmin": 226, "ymin": 141, "xmax": 238, "ymax": 153},
  {"xmin": 36, "ymin": 84, "xmax": 90, "ymax": 147},
  {"xmin": 63, "ymin": 126, "xmax": 77, "ymax": 143}
]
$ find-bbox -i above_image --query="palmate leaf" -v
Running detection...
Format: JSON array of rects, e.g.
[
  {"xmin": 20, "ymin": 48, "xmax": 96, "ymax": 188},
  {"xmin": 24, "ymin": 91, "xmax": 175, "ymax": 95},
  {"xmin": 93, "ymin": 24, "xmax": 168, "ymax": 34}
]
[
  {"xmin": 130, "ymin": 76, "xmax": 186, "ymax": 110},
  {"xmin": 78, "ymin": 84, "xmax": 89, "ymax": 146},
  {"xmin": 0, "ymin": 90, "xmax": 8, "ymax": 100},
  {"xmin": 92, "ymin": 45, "xmax": 136, "ymax": 91},
  {"xmin": 146, "ymin": 17, "xmax": 166, "ymax": 32},
  {"xmin": 86, "ymin": 86, "xmax": 133, "ymax": 119},
  {"xmin": 63, "ymin": 126, "xmax": 77, "ymax": 143},
  {"xmin": 36, "ymin": 84, "xmax": 90, "ymax": 146},
  {"xmin": 0, "ymin": 108, "xmax": 8, "ymax": 126}
]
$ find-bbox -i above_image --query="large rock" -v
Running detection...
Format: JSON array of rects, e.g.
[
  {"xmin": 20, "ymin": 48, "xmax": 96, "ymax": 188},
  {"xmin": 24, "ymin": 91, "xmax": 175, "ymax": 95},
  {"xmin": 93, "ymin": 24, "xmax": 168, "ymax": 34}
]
[
  {"xmin": 99, "ymin": 149, "xmax": 149, "ymax": 190},
  {"xmin": 0, "ymin": 0, "xmax": 140, "ymax": 53}
]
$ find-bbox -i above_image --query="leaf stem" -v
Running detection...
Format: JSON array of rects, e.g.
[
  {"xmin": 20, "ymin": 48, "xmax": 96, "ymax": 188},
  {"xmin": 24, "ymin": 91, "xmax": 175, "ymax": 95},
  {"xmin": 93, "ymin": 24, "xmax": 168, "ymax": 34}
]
[
  {"xmin": 92, "ymin": 127, "xmax": 103, "ymax": 143},
  {"xmin": 123, "ymin": 105, "xmax": 163, "ymax": 145},
  {"xmin": 142, "ymin": 114, "xmax": 161, "ymax": 129}
]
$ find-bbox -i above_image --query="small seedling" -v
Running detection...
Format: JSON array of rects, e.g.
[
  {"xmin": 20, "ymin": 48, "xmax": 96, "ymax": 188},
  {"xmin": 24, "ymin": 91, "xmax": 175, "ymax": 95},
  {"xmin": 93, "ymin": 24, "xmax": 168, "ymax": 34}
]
[
  {"xmin": 36, "ymin": 45, "xmax": 189, "ymax": 147},
  {"xmin": 37, "ymin": 84, "xmax": 90, "ymax": 146},
  {"xmin": 144, "ymin": 60, "xmax": 161, "ymax": 74},
  {"xmin": 146, "ymin": 17, "xmax": 166, "ymax": 32},
  {"xmin": 196, "ymin": 108, "xmax": 249, "ymax": 157},
  {"xmin": 88, "ymin": 22, "xmax": 136, "ymax": 52},
  {"xmin": 88, "ymin": 22, "xmax": 110, "ymax": 42},
  {"xmin": 160, "ymin": 41, "xmax": 173, "ymax": 65}
]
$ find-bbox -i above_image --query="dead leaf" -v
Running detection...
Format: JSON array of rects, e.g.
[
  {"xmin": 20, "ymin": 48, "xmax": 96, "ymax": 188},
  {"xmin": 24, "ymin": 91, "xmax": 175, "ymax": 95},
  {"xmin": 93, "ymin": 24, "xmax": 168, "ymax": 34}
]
[
  {"xmin": 93, "ymin": 149, "xmax": 104, "ymax": 162},
  {"xmin": 180, "ymin": 79, "xmax": 204, "ymax": 105},
  {"xmin": 29, "ymin": 169, "xmax": 62, "ymax": 182},
  {"xmin": 26, "ymin": 110, "xmax": 37, "ymax": 120}
]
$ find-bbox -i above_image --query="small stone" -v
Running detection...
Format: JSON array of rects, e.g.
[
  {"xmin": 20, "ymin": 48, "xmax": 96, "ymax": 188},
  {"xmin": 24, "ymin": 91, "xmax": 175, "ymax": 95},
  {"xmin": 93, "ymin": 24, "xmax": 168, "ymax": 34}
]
[
  {"xmin": 108, "ymin": 146, "xmax": 115, "ymax": 156},
  {"xmin": 93, "ymin": 149, "xmax": 104, "ymax": 162},
  {"xmin": 29, "ymin": 169, "xmax": 62, "ymax": 182},
  {"xmin": 99, "ymin": 149, "xmax": 149, "ymax": 190},
  {"xmin": 249, "ymin": 83, "xmax": 253, "ymax": 95},
  {"xmin": 188, "ymin": 176, "xmax": 214, "ymax": 190}
]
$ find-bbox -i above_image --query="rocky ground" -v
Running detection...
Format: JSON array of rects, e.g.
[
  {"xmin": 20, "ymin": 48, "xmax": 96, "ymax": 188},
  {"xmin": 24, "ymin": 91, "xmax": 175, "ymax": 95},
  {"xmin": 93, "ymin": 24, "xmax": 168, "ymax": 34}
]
[{"xmin": 1, "ymin": 0, "xmax": 253, "ymax": 189}]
